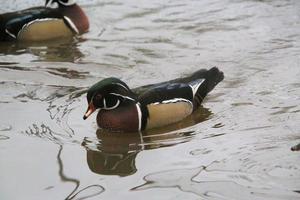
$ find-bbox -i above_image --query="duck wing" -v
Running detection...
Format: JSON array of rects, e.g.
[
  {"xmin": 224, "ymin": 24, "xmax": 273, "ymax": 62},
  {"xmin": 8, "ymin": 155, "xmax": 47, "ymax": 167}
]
[
  {"xmin": 133, "ymin": 67, "xmax": 224, "ymax": 107},
  {"xmin": 137, "ymin": 82, "xmax": 194, "ymax": 105}
]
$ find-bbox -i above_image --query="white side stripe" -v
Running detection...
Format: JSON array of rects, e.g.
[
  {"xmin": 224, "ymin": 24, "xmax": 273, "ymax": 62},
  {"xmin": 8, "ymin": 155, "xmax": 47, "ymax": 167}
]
[
  {"xmin": 152, "ymin": 98, "xmax": 192, "ymax": 105},
  {"xmin": 5, "ymin": 29, "xmax": 16, "ymax": 39},
  {"xmin": 136, "ymin": 103, "xmax": 142, "ymax": 131},
  {"xmin": 63, "ymin": 16, "xmax": 79, "ymax": 34}
]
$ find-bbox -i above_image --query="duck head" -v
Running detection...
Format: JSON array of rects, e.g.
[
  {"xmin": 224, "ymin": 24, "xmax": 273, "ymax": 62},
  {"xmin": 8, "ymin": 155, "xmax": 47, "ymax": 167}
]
[
  {"xmin": 83, "ymin": 78, "xmax": 136, "ymax": 120},
  {"xmin": 45, "ymin": 0, "xmax": 76, "ymax": 6}
]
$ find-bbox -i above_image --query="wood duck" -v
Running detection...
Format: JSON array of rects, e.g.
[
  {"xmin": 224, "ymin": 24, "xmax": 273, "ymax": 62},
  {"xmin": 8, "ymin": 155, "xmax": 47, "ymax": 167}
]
[
  {"xmin": 0, "ymin": 0, "xmax": 89, "ymax": 41},
  {"xmin": 83, "ymin": 67, "xmax": 224, "ymax": 132}
]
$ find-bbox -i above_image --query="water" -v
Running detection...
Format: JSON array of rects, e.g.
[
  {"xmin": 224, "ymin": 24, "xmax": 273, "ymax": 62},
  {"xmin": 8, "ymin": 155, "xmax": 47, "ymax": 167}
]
[{"xmin": 1, "ymin": 0, "xmax": 300, "ymax": 199}]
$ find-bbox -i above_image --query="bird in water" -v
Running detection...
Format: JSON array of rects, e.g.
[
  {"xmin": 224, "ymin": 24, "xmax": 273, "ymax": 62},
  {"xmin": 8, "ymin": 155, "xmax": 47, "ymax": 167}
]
[
  {"xmin": 0, "ymin": 0, "xmax": 89, "ymax": 41},
  {"xmin": 83, "ymin": 67, "xmax": 224, "ymax": 132}
]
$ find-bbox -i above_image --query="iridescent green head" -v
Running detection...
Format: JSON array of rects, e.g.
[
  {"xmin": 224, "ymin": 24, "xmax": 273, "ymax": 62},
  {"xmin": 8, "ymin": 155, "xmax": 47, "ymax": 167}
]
[{"xmin": 83, "ymin": 77, "xmax": 135, "ymax": 120}]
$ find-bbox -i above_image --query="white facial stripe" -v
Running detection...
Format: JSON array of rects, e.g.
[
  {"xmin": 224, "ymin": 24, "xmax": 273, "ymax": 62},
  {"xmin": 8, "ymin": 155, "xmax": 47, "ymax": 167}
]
[
  {"xmin": 112, "ymin": 83, "xmax": 129, "ymax": 91},
  {"xmin": 109, "ymin": 93, "xmax": 135, "ymax": 101},
  {"xmin": 152, "ymin": 98, "xmax": 192, "ymax": 105},
  {"xmin": 17, "ymin": 18, "xmax": 61, "ymax": 38},
  {"xmin": 103, "ymin": 98, "xmax": 120, "ymax": 110},
  {"xmin": 5, "ymin": 29, "xmax": 16, "ymax": 39},
  {"xmin": 189, "ymin": 79, "xmax": 205, "ymax": 97},
  {"xmin": 108, "ymin": 99, "xmax": 120, "ymax": 110},
  {"xmin": 58, "ymin": 0, "xmax": 75, "ymax": 6},
  {"xmin": 63, "ymin": 16, "xmax": 79, "ymax": 34},
  {"xmin": 136, "ymin": 103, "xmax": 142, "ymax": 131}
]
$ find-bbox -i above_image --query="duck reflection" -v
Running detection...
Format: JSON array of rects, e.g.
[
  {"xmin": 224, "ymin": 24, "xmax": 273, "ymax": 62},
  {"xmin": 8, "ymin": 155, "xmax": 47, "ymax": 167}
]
[
  {"xmin": 85, "ymin": 130, "xmax": 142, "ymax": 177},
  {"xmin": 0, "ymin": 37, "xmax": 85, "ymax": 62},
  {"xmin": 82, "ymin": 106, "xmax": 212, "ymax": 177}
]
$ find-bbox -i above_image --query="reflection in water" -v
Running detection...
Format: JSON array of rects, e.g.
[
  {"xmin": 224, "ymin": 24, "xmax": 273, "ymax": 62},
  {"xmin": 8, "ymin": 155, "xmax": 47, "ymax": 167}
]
[
  {"xmin": 0, "ymin": 124, "xmax": 11, "ymax": 140},
  {"xmin": 84, "ymin": 131, "xmax": 142, "ymax": 177},
  {"xmin": 82, "ymin": 106, "xmax": 212, "ymax": 176},
  {"xmin": 57, "ymin": 145, "xmax": 104, "ymax": 200},
  {"xmin": 0, "ymin": 135, "xmax": 10, "ymax": 140},
  {"xmin": 0, "ymin": 37, "xmax": 85, "ymax": 63}
]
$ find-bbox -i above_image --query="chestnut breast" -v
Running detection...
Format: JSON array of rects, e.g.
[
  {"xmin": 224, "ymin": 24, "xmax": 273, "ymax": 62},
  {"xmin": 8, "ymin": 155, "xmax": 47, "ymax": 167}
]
[
  {"xmin": 60, "ymin": 4, "xmax": 89, "ymax": 34},
  {"xmin": 97, "ymin": 103, "xmax": 140, "ymax": 132}
]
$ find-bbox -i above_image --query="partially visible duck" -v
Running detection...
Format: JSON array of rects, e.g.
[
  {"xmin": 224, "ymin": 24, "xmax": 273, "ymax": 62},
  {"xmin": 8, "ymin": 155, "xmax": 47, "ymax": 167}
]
[
  {"xmin": 0, "ymin": 0, "xmax": 89, "ymax": 41},
  {"xmin": 83, "ymin": 67, "xmax": 224, "ymax": 132}
]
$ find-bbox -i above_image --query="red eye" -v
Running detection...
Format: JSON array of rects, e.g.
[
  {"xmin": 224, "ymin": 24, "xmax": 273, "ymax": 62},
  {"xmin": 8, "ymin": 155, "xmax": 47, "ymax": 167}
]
[{"xmin": 94, "ymin": 94, "xmax": 102, "ymax": 101}]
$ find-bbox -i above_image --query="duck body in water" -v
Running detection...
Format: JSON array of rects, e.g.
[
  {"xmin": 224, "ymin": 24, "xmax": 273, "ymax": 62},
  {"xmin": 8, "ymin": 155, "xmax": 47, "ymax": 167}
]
[
  {"xmin": 0, "ymin": 0, "xmax": 89, "ymax": 41},
  {"xmin": 83, "ymin": 67, "xmax": 224, "ymax": 132}
]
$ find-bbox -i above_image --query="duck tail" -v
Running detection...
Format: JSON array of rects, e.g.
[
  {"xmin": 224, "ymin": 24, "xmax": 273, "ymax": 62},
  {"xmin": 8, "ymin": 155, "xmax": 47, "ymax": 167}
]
[{"xmin": 191, "ymin": 67, "xmax": 224, "ymax": 108}]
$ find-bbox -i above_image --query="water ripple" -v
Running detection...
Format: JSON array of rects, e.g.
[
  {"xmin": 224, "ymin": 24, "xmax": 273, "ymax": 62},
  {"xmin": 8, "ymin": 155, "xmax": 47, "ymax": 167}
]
[{"xmin": 132, "ymin": 165, "xmax": 300, "ymax": 200}]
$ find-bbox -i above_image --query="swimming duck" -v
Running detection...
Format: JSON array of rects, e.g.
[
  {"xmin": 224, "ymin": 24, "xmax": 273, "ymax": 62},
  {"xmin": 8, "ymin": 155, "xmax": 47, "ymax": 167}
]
[
  {"xmin": 0, "ymin": 0, "xmax": 89, "ymax": 41},
  {"xmin": 83, "ymin": 67, "xmax": 224, "ymax": 132}
]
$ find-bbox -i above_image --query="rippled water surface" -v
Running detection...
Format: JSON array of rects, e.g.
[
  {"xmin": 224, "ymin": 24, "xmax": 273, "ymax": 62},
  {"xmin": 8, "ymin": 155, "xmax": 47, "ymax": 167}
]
[{"xmin": 1, "ymin": 0, "xmax": 300, "ymax": 199}]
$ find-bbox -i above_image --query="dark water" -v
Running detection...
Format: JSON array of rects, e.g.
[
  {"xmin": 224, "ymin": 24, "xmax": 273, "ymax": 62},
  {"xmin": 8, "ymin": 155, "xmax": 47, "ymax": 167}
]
[{"xmin": 1, "ymin": 0, "xmax": 300, "ymax": 199}]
